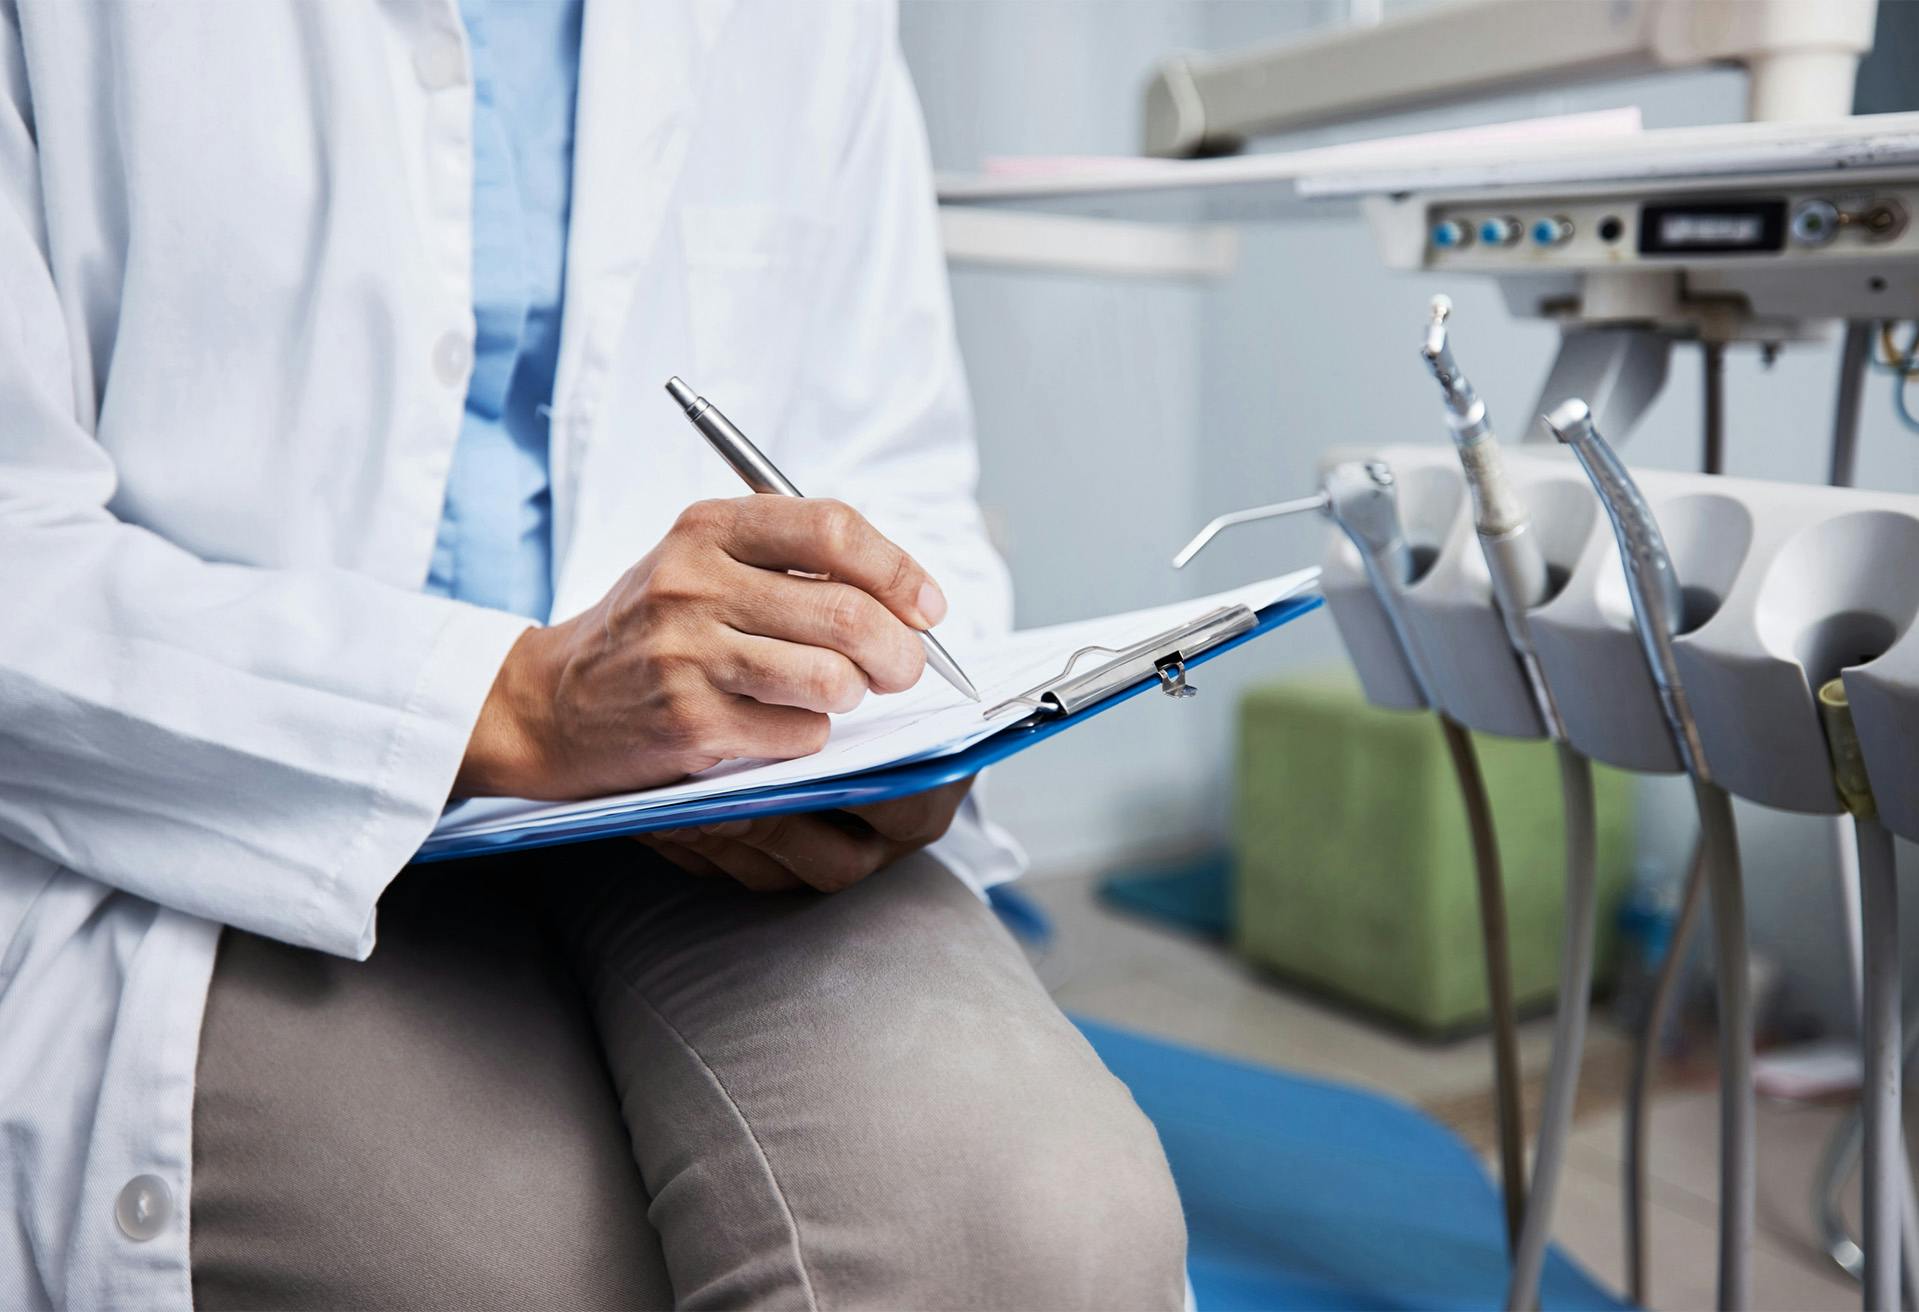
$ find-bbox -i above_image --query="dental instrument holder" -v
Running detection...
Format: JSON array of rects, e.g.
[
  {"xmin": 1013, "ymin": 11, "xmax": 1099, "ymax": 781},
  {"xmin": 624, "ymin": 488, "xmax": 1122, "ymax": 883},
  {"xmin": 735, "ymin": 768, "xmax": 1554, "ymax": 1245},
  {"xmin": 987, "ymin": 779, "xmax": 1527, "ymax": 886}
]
[
  {"xmin": 1312, "ymin": 441, "xmax": 1919, "ymax": 841},
  {"xmin": 1318, "ymin": 456, "xmax": 1549, "ymax": 740}
]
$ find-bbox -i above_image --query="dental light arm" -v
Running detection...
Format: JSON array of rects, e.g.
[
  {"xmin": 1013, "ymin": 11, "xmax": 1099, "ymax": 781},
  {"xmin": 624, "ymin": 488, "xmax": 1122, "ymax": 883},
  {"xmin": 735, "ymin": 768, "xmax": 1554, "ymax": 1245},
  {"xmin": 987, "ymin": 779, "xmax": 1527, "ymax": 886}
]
[
  {"xmin": 1141, "ymin": 0, "xmax": 1877, "ymax": 158},
  {"xmin": 1545, "ymin": 399, "xmax": 1752, "ymax": 1312}
]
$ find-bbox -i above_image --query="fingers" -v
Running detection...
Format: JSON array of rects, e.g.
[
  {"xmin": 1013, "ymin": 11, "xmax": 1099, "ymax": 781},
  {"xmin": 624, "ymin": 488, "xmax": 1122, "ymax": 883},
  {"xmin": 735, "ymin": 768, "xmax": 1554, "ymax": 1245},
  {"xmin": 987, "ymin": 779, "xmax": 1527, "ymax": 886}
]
[
  {"xmin": 712, "ymin": 498, "xmax": 948, "ymax": 630},
  {"xmin": 640, "ymin": 832, "xmax": 804, "ymax": 892},
  {"xmin": 721, "ymin": 569, "xmax": 924, "ymax": 694},
  {"xmin": 700, "ymin": 696, "xmax": 832, "ymax": 763},
  {"xmin": 711, "ymin": 633, "xmax": 870, "ymax": 713},
  {"xmin": 850, "ymin": 778, "xmax": 971, "ymax": 844},
  {"xmin": 634, "ymin": 835, "xmax": 723, "ymax": 877},
  {"xmin": 694, "ymin": 812, "xmax": 894, "ymax": 892},
  {"xmin": 695, "ymin": 837, "xmax": 806, "ymax": 892}
]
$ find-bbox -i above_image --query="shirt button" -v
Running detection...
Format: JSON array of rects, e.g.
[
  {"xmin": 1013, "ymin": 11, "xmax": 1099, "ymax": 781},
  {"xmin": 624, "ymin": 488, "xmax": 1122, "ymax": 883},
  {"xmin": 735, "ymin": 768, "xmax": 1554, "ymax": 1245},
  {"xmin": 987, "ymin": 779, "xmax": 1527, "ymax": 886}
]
[
  {"xmin": 433, "ymin": 332, "xmax": 472, "ymax": 387},
  {"xmin": 413, "ymin": 35, "xmax": 465, "ymax": 91},
  {"xmin": 115, "ymin": 1175, "xmax": 172, "ymax": 1241}
]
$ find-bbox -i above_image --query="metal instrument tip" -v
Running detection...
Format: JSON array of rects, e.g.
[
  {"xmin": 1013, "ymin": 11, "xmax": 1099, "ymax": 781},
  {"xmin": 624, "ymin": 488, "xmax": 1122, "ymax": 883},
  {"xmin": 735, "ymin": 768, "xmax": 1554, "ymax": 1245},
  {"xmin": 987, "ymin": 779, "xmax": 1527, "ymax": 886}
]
[
  {"xmin": 664, "ymin": 377, "xmax": 698, "ymax": 412},
  {"xmin": 1542, "ymin": 397, "xmax": 1593, "ymax": 443}
]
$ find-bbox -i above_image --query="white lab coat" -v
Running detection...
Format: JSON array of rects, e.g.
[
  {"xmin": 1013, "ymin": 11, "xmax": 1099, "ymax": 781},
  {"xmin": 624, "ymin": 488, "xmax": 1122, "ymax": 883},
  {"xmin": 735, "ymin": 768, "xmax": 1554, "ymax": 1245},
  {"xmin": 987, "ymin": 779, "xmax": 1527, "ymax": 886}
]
[{"xmin": 0, "ymin": 2, "xmax": 1016, "ymax": 1305}]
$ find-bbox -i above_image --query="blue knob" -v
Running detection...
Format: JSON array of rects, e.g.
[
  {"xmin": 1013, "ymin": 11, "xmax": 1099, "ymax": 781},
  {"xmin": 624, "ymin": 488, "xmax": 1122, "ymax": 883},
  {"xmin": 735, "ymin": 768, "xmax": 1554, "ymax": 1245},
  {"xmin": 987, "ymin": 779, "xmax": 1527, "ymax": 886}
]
[
  {"xmin": 1479, "ymin": 216, "xmax": 1519, "ymax": 246},
  {"xmin": 1432, "ymin": 219, "xmax": 1467, "ymax": 249},
  {"xmin": 1531, "ymin": 216, "xmax": 1572, "ymax": 246}
]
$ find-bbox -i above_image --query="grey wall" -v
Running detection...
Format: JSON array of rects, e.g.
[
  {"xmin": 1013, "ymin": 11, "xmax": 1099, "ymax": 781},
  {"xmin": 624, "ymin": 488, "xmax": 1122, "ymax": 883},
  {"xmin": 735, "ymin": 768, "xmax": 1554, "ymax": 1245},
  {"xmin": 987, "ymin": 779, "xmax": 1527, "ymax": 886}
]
[
  {"xmin": 899, "ymin": 1, "xmax": 1919, "ymax": 1032},
  {"xmin": 902, "ymin": 2, "xmax": 1219, "ymax": 873}
]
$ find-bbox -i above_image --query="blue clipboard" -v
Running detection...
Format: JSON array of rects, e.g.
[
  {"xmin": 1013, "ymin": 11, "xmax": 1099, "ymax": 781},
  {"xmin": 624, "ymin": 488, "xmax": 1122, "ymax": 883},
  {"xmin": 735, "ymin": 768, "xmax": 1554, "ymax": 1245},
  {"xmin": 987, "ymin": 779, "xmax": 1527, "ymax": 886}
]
[{"xmin": 415, "ymin": 593, "xmax": 1322, "ymax": 864}]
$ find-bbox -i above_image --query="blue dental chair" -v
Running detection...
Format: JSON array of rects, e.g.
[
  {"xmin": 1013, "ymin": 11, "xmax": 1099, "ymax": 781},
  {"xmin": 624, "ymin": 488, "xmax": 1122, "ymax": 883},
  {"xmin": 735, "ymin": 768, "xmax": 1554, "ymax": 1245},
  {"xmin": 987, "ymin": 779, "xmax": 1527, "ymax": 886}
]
[{"xmin": 986, "ymin": 886, "xmax": 1628, "ymax": 1310}]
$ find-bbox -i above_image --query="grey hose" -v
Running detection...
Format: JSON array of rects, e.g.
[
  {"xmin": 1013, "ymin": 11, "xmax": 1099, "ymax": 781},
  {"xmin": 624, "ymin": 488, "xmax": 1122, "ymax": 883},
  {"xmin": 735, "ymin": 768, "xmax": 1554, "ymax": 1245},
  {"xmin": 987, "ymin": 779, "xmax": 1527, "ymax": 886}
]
[
  {"xmin": 1816, "ymin": 327, "xmax": 1912, "ymax": 1305},
  {"xmin": 1824, "ymin": 1110, "xmax": 1869, "ymax": 1282},
  {"xmin": 1621, "ymin": 342, "xmax": 1728, "ymax": 1305},
  {"xmin": 1439, "ymin": 714, "xmax": 1528, "ymax": 1252},
  {"xmin": 1702, "ymin": 343, "xmax": 1726, "ymax": 476},
  {"xmin": 1816, "ymin": 1020, "xmax": 1919, "ymax": 1306},
  {"xmin": 1859, "ymin": 814, "xmax": 1903, "ymax": 1309},
  {"xmin": 1820, "ymin": 676, "xmax": 1905, "ymax": 1309},
  {"xmin": 1504, "ymin": 743, "xmax": 1599, "ymax": 1310},
  {"xmin": 1624, "ymin": 837, "xmax": 1708, "ymax": 1305},
  {"xmin": 1829, "ymin": 321, "xmax": 1874, "ymax": 489},
  {"xmin": 1551, "ymin": 394, "xmax": 1751, "ymax": 1308},
  {"xmin": 1693, "ymin": 778, "xmax": 1753, "ymax": 1311}
]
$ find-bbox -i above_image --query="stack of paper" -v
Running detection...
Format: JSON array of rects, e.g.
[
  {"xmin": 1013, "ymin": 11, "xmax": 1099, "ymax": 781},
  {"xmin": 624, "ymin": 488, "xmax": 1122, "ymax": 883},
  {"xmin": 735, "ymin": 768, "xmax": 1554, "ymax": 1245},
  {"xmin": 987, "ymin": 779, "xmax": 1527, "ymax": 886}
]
[{"xmin": 431, "ymin": 569, "xmax": 1318, "ymax": 847}]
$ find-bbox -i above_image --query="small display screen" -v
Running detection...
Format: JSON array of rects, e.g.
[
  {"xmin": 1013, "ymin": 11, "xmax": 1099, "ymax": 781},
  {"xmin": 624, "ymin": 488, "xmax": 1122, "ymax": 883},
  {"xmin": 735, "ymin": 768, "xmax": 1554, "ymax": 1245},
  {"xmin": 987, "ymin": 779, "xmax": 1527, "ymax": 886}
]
[{"xmin": 1638, "ymin": 200, "xmax": 1786, "ymax": 256}]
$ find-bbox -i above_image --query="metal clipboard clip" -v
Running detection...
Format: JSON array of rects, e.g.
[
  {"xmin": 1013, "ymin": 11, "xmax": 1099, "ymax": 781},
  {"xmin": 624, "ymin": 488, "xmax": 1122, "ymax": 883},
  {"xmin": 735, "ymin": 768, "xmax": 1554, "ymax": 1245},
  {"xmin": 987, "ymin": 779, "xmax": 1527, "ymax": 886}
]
[{"xmin": 983, "ymin": 604, "xmax": 1258, "ymax": 720}]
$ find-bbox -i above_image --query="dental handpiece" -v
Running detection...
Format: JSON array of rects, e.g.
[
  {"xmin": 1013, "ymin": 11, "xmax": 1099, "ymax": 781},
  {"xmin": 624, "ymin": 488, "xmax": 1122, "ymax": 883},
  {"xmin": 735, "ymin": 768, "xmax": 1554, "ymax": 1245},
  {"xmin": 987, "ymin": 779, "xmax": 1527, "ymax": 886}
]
[
  {"xmin": 1170, "ymin": 465, "xmax": 1410, "ymax": 586},
  {"xmin": 1323, "ymin": 460, "xmax": 1414, "ymax": 588},
  {"xmin": 1544, "ymin": 399, "xmax": 1707, "ymax": 779},
  {"xmin": 1321, "ymin": 461, "xmax": 1441, "ymax": 702},
  {"xmin": 1169, "ymin": 461, "xmax": 1436, "ymax": 701},
  {"xmin": 1422, "ymin": 297, "xmax": 1560, "ymax": 736}
]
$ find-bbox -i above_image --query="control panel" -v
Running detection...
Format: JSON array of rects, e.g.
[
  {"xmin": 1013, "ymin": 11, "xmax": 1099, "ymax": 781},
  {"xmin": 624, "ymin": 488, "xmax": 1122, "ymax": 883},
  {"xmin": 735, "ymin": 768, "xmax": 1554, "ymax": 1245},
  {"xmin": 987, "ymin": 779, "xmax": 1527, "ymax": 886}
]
[{"xmin": 1424, "ymin": 187, "xmax": 1914, "ymax": 270}]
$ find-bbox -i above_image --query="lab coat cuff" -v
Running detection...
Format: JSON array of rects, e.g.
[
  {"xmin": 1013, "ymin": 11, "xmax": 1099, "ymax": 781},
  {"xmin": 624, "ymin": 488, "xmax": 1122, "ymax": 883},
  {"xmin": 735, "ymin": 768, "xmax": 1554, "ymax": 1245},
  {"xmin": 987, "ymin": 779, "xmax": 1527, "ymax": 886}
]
[{"xmin": 302, "ymin": 604, "xmax": 535, "ymax": 960}]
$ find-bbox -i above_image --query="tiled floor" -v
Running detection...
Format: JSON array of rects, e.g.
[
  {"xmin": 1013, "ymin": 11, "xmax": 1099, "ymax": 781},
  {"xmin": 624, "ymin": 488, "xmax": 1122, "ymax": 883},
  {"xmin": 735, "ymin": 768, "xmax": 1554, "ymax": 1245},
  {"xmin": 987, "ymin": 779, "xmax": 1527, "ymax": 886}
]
[{"xmin": 1021, "ymin": 871, "xmax": 1866, "ymax": 1311}]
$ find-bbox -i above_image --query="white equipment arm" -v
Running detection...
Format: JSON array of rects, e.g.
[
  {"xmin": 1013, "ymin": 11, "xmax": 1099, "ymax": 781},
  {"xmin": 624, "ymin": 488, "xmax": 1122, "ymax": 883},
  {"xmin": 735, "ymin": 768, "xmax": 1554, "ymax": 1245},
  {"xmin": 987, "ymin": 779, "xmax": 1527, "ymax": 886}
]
[{"xmin": 1143, "ymin": 0, "xmax": 1878, "ymax": 157}]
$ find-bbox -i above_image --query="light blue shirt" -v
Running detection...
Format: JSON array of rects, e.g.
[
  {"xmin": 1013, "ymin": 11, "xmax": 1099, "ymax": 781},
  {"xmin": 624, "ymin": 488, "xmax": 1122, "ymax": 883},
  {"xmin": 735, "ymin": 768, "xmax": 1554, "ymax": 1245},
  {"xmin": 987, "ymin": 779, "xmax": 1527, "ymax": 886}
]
[{"xmin": 424, "ymin": 0, "xmax": 584, "ymax": 622}]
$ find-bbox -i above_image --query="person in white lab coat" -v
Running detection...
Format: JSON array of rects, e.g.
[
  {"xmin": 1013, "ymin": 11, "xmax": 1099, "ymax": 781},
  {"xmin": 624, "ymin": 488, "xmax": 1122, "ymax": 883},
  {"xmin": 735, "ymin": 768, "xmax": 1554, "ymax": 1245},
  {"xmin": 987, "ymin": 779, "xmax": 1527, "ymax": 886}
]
[{"xmin": 0, "ymin": 1, "xmax": 1187, "ymax": 1308}]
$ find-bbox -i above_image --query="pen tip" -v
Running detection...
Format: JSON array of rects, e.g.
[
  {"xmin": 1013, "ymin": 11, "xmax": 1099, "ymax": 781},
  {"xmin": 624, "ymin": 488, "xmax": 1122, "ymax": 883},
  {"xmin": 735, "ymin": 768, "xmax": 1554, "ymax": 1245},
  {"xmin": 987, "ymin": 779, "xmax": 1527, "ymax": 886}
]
[{"xmin": 664, "ymin": 377, "xmax": 697, "ymax": 411}]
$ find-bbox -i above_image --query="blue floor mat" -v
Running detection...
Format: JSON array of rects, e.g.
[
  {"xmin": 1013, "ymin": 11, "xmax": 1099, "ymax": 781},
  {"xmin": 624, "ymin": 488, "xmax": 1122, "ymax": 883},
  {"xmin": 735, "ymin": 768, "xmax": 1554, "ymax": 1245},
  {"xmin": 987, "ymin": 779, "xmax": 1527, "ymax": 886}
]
[
  {"xmin": 1073, "ymin": 1017, "xmax": 1631, "ymax": 1312},
  {"xmin": 1097, "ymin": 850, "xmax": 1233, "ymax": 942}
]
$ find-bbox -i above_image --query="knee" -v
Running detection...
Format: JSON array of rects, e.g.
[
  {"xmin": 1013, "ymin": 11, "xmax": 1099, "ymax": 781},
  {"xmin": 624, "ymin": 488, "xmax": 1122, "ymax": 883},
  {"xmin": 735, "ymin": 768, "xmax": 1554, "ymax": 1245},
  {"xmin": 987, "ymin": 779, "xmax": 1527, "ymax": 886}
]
[
  {"xmin": 739, "ymin": 860, "xmax": 1190, "ymax": 1307},
  {"xmin": 958, "ymin": 1060, "xmax": 1189, "ymax": 1310},
  {"xmin": 862, "ymin": 998, "xmax": 1186, "ymax": 1311}
]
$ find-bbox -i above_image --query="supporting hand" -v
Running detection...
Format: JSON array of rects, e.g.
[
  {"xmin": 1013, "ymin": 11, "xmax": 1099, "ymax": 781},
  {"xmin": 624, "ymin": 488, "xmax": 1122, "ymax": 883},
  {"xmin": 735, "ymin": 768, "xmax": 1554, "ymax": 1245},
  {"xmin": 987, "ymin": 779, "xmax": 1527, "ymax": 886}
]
[{"xmin": 637, "ymin": 778, "xmax": 975, "ymax": 893}]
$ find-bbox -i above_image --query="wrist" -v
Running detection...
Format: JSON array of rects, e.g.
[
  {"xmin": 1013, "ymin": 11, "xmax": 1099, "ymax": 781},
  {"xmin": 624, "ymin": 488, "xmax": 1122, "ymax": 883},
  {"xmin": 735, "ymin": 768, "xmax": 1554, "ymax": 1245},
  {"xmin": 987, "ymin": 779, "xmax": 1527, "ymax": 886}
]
[{"xmin": 454, "ymin": 625, "xmax": 557, "ymax": 798}]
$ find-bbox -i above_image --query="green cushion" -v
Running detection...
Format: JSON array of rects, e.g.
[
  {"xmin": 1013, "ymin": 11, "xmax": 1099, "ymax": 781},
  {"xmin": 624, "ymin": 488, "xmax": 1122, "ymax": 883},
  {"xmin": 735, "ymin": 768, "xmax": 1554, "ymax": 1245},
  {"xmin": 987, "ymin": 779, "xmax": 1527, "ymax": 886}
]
[{"xmin": 1233, "ymin": 673, "xmax": 1635, "ymax": 1034}]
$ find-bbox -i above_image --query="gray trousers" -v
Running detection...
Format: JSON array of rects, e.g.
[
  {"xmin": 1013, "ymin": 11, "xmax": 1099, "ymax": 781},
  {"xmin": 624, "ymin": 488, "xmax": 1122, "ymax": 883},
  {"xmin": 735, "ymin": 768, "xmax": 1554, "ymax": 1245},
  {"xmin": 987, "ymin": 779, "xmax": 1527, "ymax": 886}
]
[{"xmin": 189, "ymin": 844, "xmax": 1187, "ymax": 1309}]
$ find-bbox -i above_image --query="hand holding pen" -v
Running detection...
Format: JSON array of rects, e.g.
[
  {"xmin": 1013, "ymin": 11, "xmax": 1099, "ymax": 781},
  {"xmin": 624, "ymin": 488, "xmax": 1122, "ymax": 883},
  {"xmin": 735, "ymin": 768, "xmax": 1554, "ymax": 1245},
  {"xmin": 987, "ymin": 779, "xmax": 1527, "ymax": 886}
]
[
  {"xmin": 666, "ymin": 377, "xmax": 981, "ymax": 702},
  {"xmin": 455, "ymin": 445, "xmax": 965, "ymax": 803}
]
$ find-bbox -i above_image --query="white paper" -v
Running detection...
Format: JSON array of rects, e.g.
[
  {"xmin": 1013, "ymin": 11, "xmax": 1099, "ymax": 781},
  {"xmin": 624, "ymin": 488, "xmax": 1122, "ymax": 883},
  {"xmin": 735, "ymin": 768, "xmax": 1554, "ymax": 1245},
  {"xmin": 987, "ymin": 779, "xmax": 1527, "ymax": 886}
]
[{"xmin": 431, "ymin": 569, "xmax": 1318, "ymax": 842}]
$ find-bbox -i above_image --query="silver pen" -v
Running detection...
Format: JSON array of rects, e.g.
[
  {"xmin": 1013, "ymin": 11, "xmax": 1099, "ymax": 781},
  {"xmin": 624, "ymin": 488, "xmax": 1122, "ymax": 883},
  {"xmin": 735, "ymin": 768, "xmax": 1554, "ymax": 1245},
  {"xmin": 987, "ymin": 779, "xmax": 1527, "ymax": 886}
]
[{"xmin": 664, "ymin": 377, "xmax": 982, "ymax": 702}]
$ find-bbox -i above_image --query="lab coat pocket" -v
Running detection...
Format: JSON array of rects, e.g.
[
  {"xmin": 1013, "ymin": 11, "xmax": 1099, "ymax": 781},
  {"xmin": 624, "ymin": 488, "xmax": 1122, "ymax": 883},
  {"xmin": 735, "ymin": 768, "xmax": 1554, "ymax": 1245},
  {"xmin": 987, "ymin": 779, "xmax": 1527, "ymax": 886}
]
[{"xmin": 679, "ymin": 204, "xmax": 825, "ymax": 443}]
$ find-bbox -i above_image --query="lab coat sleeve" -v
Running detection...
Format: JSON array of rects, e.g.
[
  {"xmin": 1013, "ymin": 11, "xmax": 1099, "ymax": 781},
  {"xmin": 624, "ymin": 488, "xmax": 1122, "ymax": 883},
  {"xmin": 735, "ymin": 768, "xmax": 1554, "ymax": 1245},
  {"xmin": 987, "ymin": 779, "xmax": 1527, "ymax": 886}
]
[
  {"xmin": 784, "ymin": 9, "xmax": 1013, "ymax": 651},
  {"xmin": 0, "ymin": 19, "xmax": 531, "ymax": 959}
]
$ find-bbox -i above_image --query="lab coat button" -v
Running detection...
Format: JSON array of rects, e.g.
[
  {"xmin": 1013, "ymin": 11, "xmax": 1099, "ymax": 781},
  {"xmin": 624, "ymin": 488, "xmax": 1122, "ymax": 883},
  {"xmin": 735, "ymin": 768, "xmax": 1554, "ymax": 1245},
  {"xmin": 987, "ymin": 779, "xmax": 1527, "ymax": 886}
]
[
  {"xmin": 115, "ymin": 1175, "xmax": 171, "ymax": 1241},
  {"xmin": 433, "ymin": 333, "xmax": 472, "ymax": 386},
  {"xmin": 413, "ymin": 37, "xmax": 465, "ymax": 91}
]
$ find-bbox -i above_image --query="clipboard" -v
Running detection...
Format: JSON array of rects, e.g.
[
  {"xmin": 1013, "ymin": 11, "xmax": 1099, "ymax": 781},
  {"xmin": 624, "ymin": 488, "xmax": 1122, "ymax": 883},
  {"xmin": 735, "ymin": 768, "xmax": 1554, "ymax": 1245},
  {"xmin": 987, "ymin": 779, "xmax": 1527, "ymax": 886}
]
[{"xmin": 413, "ymin": 593, "xmax": 1322, "ymax": 864}]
